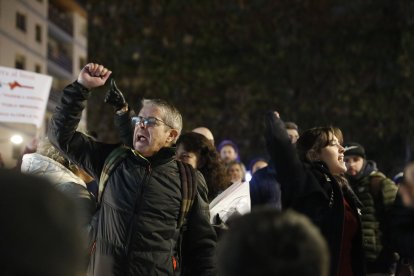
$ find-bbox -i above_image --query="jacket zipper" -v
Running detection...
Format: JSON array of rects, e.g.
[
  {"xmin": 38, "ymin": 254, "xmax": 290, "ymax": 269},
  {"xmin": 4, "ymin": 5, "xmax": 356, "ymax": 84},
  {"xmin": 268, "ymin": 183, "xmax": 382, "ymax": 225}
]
[{"xmin": 124, "ymin": 161, "xmax": 152, "ymax": 261}]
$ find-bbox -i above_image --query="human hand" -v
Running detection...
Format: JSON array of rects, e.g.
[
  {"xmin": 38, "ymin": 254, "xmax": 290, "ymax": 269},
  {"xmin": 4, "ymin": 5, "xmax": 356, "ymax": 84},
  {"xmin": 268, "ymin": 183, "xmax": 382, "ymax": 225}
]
[
  {"xmin": 77, "ymin": 63, "xmax": 112, "ymax": 89},
  {"xmin": 399, "ymin": 184, "xmax": 414, "ymax": 208},
  {"xmin": 400, "ymin": 163, "xmax": 414, "ymax": 207},
  {"xmin": 104, "ymin": 79, "xmax": 127, "ymax": 111}
]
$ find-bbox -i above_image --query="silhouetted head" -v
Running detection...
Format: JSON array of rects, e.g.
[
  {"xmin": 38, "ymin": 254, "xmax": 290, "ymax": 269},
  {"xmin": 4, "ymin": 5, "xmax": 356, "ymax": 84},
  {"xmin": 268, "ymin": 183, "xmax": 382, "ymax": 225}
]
[
  {"xmin": 218, "ymin": 208, "xmax": 330, "ymax": 276},
  {"xmin": 0, "ymin": 169, "xmax": 84, "ymax": 276}
]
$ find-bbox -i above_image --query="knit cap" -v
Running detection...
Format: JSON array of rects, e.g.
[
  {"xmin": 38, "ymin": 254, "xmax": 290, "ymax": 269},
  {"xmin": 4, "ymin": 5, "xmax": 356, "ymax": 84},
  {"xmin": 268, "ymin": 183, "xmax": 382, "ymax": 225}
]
[{"xmin": 344, "ymin": 142, "xmax": 366, "ymax": 159}]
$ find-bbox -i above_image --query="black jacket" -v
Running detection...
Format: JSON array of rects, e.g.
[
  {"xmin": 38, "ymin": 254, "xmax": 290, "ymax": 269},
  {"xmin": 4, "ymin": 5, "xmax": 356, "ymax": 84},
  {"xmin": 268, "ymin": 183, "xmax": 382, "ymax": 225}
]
[
  {"xmin": 265, "ymin": 112, "xmax": 365, "ymax": 276},
  {"xmin": 49, "ymin": 81, "xmax": 217, "ymax": 276},
  {"xmin": 390, "ymin": 194, "xmax": 414, "ymax": 260},
  {"xmin": 112, "ymin": 107, "xmax": 212, "ymax": 204},
  {"xmin": 249, "ymin": 160, "xmax": 282, "ymax": 210},
  {"xmin": 347, "ymin": 161, "xmax": 398, "ymax": 273}
]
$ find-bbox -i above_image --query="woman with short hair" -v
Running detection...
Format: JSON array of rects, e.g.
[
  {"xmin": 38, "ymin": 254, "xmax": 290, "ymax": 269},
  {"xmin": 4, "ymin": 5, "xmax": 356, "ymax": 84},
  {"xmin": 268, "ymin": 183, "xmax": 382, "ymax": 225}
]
[{"xmin": 265, "ymin": 111, "xmax": 365, "ymax": 276}]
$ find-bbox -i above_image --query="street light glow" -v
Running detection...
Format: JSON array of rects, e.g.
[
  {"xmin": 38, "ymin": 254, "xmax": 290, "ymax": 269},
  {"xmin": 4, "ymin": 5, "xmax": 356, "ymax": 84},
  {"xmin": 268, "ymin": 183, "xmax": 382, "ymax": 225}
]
[{"xmin": 10, "ymin": 135, "xmax": 23, "ymax": 145}]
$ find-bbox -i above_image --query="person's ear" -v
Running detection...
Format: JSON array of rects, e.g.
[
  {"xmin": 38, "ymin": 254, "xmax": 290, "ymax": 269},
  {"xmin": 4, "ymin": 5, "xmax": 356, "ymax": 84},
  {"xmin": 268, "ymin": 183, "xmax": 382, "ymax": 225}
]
[
  {"xmin": 166, "ymin": 129, "xmax": 179, "ymax": 144},
  {"xmin": 306, "ymin": 149, "xmax": 320, "ymax": 162}
]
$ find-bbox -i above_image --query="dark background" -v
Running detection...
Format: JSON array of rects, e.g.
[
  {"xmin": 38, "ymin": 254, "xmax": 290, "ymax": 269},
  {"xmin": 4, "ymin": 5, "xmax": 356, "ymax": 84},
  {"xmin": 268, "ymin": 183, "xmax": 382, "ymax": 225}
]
[{"xmin": 83, "ymin": 0, "xmax": 414, "ymax": 176}]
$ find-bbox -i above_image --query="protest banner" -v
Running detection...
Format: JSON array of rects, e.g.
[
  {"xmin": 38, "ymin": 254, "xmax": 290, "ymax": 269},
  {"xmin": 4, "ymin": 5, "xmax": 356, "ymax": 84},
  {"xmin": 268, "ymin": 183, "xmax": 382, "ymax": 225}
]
[{"xmin": 0, "ymin": 66, "xmax": 52, "ymax": 128}]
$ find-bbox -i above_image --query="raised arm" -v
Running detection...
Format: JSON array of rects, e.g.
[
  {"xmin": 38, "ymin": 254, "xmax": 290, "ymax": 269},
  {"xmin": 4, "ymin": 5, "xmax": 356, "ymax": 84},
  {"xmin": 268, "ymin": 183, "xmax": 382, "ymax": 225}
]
[
  {"xmin": 264, "ymin": 111, "xmax": 305, "ymax": 208},
  {"xmin": 48, "ymin": 63, "xmax": 117, "ymax": 179}
]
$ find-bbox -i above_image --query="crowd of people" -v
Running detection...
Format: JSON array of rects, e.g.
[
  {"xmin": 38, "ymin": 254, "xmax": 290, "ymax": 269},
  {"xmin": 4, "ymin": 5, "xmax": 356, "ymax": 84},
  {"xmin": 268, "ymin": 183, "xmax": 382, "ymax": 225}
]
[{"xmin": 2, "ymin": 62, "xmax": 414, "ymax": 276}]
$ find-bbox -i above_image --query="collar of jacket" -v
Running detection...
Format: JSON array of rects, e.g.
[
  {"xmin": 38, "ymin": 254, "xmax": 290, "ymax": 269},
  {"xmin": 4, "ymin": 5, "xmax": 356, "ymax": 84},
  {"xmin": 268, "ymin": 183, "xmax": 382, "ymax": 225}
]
[
  {"xmin": 342, "ymin": 183, "xmax": 364, "ymax": 209},
  {"xmin": 307, "ymin": 161, "xmax": 343, "ymax": 199},
  {"xmin": 347, "ymin": 159, "xmax": 378, "ymax": 184},
  {"xmin": 309, "ymin": 161, "xmax": 363, "ymax": 209},
  {"xmin": 133, "ymin": 147, "xmax": 176, "ymax": 167},
  {"xmin": 308, "ymin": 161, "xmax": 330, "ymax": 174}
]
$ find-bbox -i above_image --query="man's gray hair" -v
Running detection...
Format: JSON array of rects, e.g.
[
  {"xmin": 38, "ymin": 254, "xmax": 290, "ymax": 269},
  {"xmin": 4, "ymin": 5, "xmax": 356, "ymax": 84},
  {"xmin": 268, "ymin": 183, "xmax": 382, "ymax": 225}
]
[{"xmin": 142, "ymin": 99, "xmax": 183, "ymax": 140}]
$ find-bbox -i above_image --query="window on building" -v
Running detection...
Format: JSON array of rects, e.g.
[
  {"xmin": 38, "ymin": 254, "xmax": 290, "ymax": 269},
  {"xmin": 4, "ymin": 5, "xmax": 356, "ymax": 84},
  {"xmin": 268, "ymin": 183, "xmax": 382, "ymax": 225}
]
[
  {"xmin": 80, "ymin": 22, "xmax": 87, "ymax": 37},
  {"xmin": 16, "ymin": 12, "xmax": 26, "ymax": 32},
  {"xmin": 15, "ymin": 54, "xmax": 26, "ymax": 69},
  {"xmin": 35, "ymin": 64, "xmax": 42, "ymax": 73},
  {"xmin": 35, "ymin": 24, "xmax": 42, "ymax": 43},
  {"xmin": 79, "ymin": 56, "xmax": 86, "ymax": 70}
]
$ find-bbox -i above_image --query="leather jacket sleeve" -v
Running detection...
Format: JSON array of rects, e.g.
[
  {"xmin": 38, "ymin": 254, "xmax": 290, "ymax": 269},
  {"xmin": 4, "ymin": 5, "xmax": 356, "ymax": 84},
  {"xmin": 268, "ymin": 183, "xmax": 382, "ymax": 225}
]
[
  {"xmin": 114, "ymin": 110, "xmax": 134, "ymax": 147},
  {"xmin": 48, "ymin": 81, "xmax": 118, "ymax": 180},
  {"xmin": 264, "ymin": 111, "xmax": 306, "ymax": 208}
]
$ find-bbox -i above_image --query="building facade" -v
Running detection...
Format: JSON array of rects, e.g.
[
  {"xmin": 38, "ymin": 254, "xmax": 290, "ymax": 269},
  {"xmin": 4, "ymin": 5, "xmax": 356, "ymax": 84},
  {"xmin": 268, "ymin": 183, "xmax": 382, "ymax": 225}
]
[{"xmin": 0, "ymin": 0, "xmax": 87, "ymax": 167}]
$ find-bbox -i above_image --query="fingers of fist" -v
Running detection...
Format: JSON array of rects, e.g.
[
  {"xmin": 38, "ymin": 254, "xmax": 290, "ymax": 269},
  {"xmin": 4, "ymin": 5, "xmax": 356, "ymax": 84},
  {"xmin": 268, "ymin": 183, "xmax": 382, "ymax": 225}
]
[{"xmin": 84, "ymin": 63, "xmax": 111, "ymax": 78}]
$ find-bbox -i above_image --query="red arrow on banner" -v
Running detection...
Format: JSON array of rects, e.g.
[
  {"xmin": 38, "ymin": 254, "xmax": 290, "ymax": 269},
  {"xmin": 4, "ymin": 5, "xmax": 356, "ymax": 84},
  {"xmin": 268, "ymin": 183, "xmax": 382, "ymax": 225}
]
[{"xmin": 8, "ymin": 81, "xmax": 34, "ymax": 90}]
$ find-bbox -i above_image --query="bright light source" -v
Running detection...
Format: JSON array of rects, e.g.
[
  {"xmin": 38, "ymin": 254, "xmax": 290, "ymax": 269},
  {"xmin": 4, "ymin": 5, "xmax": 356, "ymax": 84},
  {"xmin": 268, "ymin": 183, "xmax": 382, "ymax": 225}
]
[
  {"xmin": 245, "ymin": 171, "xmax": 252, "ymax": 182},
  {"xmin": 10, "ymin": 135, "xmax": 23, "ymax": 145}
]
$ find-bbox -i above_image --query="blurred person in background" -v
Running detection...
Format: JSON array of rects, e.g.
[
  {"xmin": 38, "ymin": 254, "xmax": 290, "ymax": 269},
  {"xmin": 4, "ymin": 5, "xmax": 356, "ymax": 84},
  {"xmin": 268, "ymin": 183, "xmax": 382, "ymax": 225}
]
[
  {"xmin": 176, "ymin": 132, "xmax": 230, "ymax": 202},
  {"xmin": 20, "ymin": 138, "xmax": 96, "ymax": 248},
  {"xmin": 248, "ymin": 157, "xmax": 268, "ymax": 176},
  {"xmin": 210, "ymin": 159, "xmax": 250, "ymax": 227},
  {"xmin": 344, "ymin": 142, "xmax": 398, "ymax": 275},
  {"xmin": 227, "ymin": 160, "xmax": 246, "ymax": 183},
  {"xmin": 217, "ymin": 208, "xmax": 330, "ymax": 276},
  {"xmin": 0, "ymin": 169, "xmax": 84, "ymax": 276},
  {"xmin": 393, "ymin": 172, "xmax": 404, "ymax": 186},
  {"xmin": 390, "ymin": 162, "xmax": 414, "ymax": 276},
  {"xmin": 14, "ymin": 137, "xmax": 38, "ymax": 170},
  {"xmin": 285, "ymin": 121, "xmax": 300, "ymax": 144},
  {"xmin": 192, "ymin": 126, "xmax": 215, "ymax": 146},
  {"xmin": 218, "ymin": 139, "xmax": 240, "ymax": 165},
  {"xmin": 399, "ymin": 162, "xmax": 414, "ymax": 208}
]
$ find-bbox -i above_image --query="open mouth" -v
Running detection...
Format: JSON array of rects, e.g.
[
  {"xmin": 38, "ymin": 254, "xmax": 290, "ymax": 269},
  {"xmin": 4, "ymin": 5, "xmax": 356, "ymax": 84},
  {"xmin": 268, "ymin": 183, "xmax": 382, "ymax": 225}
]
[{"xmin": 137, "ymin": 135, "xmax": 148, "ymax": 142}]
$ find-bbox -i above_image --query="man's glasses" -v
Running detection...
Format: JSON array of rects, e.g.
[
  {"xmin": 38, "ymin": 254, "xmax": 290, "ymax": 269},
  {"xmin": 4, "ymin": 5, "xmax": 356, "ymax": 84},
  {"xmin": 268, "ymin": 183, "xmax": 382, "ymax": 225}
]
[{"xmin": 132, "ymin": 116, "xmax": 173, "ymax": 129}]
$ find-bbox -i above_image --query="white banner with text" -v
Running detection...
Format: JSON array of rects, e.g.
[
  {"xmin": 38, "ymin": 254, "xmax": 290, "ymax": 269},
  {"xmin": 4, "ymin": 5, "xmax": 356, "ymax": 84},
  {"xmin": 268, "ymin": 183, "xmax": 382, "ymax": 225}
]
[{"xmin": 0, "ymin": 66, "xmax": 52, "ymax": 128}]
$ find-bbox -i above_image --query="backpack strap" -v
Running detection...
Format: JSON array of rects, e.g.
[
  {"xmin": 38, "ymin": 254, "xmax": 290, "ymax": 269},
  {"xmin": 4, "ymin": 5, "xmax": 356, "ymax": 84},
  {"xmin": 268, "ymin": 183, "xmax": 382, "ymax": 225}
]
[
  {"xmin": 88, "ymin": 145, "xmax": 130, "ymax": 260},
  {"xmin": 369, "ymin": 171, "xmax": 398, "ymax": 214},
  {"xmin": 173, "ymin": 161, "xmax": 199, "ymax": 272},
  {"xmin": 369, "ymin": 171, "xmax": 387, "ymax": 200},
  {"xmin": 176, "ymin": 161, "xmax": 198, "ymax": 228},
  {"xmin": 98, "ymin": 145, "xmax": 131, "ymax": 204}
]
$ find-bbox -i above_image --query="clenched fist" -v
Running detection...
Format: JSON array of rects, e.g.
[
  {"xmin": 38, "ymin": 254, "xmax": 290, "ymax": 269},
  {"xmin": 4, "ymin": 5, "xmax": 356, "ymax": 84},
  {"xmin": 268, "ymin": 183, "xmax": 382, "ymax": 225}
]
[{"xmin": 77, "ymin": 63, "xmax": 112, "ymax": 89}]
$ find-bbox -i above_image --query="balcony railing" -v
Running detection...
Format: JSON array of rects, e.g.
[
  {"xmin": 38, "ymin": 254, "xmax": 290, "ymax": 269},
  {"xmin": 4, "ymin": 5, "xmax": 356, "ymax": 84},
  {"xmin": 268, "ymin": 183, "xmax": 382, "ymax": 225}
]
[
  {"xmin": 47, "ymin": 45, "xmax": 73, "ymax": 74},
  {"xmin": 48, "ymin": 3, "xmax": 73, "ymax": 36}
]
